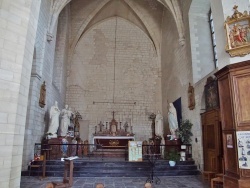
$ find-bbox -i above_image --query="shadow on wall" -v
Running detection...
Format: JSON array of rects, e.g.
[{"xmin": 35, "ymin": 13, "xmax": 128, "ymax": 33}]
[{"xmin": 173, "ymin": 97, "xmax": 182, "ymax": 127}]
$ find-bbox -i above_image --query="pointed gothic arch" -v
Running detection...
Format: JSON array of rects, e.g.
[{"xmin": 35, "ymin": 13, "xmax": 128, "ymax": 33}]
[{"xmin": 49, "ymin": 0, "xmax": 185, "ymax": 46}]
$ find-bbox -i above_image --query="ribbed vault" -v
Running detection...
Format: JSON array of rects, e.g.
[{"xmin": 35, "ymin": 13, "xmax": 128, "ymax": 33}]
[{"xmin": 49, "ymin": 0, "xmax": 185, "ymax": 49}]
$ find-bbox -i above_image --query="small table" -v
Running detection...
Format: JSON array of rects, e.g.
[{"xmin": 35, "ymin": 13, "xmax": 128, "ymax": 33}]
[{"xmin": 145, "ymin": 154, "xmax": 161, "ymax": 185}]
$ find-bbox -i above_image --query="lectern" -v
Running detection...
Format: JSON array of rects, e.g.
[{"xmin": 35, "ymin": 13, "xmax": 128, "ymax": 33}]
[{"xmin": 52, "ymin": 156, "xmax": 78, "ymax": 187}]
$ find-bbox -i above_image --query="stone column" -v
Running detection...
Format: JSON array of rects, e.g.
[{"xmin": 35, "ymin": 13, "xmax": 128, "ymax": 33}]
[{"xmin": 0, "ymin": 0, "xmax": 41, "ymax": 187}]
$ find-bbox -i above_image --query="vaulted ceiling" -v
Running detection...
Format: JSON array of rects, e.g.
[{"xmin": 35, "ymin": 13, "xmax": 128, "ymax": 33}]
[{"xmin": 48, "ymin": 0, "xmax": 185, "ymax": 54}]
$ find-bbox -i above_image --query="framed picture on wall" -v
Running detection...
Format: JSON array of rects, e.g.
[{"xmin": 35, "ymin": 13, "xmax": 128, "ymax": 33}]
[
  {"xmin": 224, "ymin": 5, "xmax": 250, "ymax": 57},
  {"xmin": 204, "ymin": 77, "xmax": 219, "ymax": 111}
]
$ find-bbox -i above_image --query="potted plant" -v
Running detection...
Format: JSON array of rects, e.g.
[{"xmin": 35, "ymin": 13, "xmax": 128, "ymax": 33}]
[
  {"xmin": 177, "ymin": 119, "xmax": 193, "ymax": 144},
  {"xmin": 167, "ymin": 148, "xmax": 180, "ymax": 166}
]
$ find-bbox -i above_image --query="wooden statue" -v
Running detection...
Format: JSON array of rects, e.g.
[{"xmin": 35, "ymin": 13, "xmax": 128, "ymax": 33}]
[
  {"xmin": 39, "ymin": 81, "xmax": 46, "ymax": 108},
  {"xmin": 188, "ymin": 83, "xmax": 195, "ymax": 110}
]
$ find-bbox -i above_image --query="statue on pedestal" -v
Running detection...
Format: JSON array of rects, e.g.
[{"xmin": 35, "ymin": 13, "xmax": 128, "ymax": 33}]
[
  {"xmin": 61, "ymin": 137, "xmax": 68, "ymax": 157},
  {"xmin": 155, "ymin": 110, "xmax": 164, "ymax": 144},
  {"xmin": 47, "ymin": 101, "xmax": 61, "ymax": 138},
  {"xmin": 59, "ymin": 105, "xmax": 73, "ymax": 137},
  {"xmin": 168, "ymin": 103, "xmax": 178, "ymax": 140}
]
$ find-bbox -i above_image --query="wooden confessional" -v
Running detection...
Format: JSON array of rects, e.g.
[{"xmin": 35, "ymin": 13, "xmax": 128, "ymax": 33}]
[
  {"xmin": 201, "ymin": 77, "xmax": 223, "ymax": 174},
  {"xmin": 215, "ymin": 60, "xmax": 250, "ymax": 187}
]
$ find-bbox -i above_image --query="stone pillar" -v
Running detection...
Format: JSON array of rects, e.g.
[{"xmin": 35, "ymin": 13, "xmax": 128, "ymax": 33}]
[{"xmin": 0, "ymin": 0, "xmax": 41, "ymax": 187}]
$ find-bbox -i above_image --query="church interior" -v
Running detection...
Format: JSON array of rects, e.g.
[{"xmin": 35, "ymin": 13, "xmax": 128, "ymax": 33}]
[{"xmin": 1, "ymin": 0, "xmax": 250, "ymax": 187}]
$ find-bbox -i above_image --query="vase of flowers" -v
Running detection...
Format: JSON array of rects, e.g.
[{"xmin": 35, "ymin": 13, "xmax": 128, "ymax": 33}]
[{"xmin": 167, "ymin": 148, "xmax": 180, "ymax": 167}]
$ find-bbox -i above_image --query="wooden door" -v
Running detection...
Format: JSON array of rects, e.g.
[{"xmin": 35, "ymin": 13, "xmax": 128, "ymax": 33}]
[{"xmin": 201, "ymin": 109, "xmax": 222, "ymax": 173}]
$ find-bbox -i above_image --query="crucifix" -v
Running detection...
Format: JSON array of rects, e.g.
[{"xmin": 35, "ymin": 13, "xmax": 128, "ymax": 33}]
[{"xmin": 110, "ymin": 111, "xmax": 118, "ymax": 134}]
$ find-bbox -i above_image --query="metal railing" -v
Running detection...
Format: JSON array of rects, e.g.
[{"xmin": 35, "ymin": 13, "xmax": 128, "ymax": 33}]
[{"xmin": 33, "ymin": 143, "xmax": 191, "ymax": 162}]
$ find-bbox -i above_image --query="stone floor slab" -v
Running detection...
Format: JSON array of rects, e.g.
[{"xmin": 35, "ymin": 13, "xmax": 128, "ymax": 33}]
[{"xmin": 21, "ymin": 175, "xmax": 210, "ymax": 188}]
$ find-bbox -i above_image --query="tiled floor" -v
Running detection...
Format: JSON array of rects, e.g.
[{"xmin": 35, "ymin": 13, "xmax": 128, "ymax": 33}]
[{"xmin": 21, "ymin": 175, "xmax": 210, "ymax": 188}]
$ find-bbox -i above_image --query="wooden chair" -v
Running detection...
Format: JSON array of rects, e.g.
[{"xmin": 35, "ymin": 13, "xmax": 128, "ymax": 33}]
[
  {"xmin": 211, "ymin": 158, "xmax": 224, "ymax": 188},
  {"xmin": 202, "ymin": 171, "xmax": 216, "ymax": 182},
  {"xmin": 211, "ymin": 176, "xmax": 223, "ymax": 188},
  {"xmin": 28, "ymin": 160, "xmax": 42, "ymax": 176}
]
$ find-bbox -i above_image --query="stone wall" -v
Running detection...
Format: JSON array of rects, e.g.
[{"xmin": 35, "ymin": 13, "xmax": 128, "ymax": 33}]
[
  {"xmin": 66, "ymin": 17, "xmax": 161, "ymax": 142},
  {"xmin": 0, "ymin": 0, "xmax": 41, "ymax": 187},
  {"xmin": 189, "ymin": 0, "xmax": 215, "ymax": 83},
  {"xmin": 161, "ymin": 0, "xmax": 215, "ymax": 170},
  {"xmin": 23, "ymin": 0, "xmax": 52, "ymax": 171},
  {"xmin": 22, "ymin": 1, "xmax": 70, "ymax": 171}
]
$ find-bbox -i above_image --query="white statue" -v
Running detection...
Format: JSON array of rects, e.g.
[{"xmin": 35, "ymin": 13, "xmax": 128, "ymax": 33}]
[
  {"xmin": 47, "ymin": 101, "xmax": 61, "ymax": 138},
  {"xmin": 168, "ymin": 103, "xmax": 178, "ymax": 140},
  {"xmin": 59, "ymin": 104, "xmax": 73, "ymax": 136},
  {"xmin": 155, "ymin": 110, "xmax": 164, "ymax": 141},
  {"xmin": 155, "ymin": 111, "xmax": 163, "ymax": 136}
]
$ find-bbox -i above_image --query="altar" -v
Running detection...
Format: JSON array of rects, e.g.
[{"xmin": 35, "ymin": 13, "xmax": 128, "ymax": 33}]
[
  {"xmin": 93, "ymin": 136, "xmax": 135, "ymax": 149},
  {"xmin": 92, "ymin": 111, "xmax": 135, "ymax": 149}
]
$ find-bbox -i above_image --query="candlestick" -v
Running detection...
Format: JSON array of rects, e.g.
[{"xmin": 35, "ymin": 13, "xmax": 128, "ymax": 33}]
[{"xmin": 131, "ymin": 112, "xmax": 133, "ymax": 126}]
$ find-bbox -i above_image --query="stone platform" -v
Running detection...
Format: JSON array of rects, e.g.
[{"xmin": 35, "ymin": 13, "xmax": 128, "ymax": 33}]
[{"xmin": 22, "ymin": 158, "xmax": 200, "ymax": 178}]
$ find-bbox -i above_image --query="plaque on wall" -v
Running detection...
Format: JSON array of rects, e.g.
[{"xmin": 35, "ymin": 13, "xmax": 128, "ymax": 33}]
[
  {"xmin": 236, "ymin": 131, "xmax": 250, "ymax": 169},
  {"xmin": 204, "ymin": 77, "xmax": 219, "ymax": 111}
]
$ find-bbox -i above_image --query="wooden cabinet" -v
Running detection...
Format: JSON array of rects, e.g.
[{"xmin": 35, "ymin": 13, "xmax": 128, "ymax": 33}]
[
  {"xmin": 215, "ymin": 60, "xmax": 250, "ymax": 187},
  {"xmin": 201, "ymin": 108, "xmax": 222, "ymax": 173}
]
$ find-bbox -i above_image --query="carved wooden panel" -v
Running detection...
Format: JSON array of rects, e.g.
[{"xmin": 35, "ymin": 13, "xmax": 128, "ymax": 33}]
[
  {"xmin": 217, "ymin": 75, "xmax": 234, "ymax": 130},
  {"xmin": 241, "ymin": 169, "xmax": 250, "ymax": 177},
  {"xmin": 233, "ymin": 73, "xmax": 250, "ymax": 127},
  {"xmin": 224, "ymin": 176, "xmax": 238, "ymax": 188},
  {"xmin": 215, "ymin": 60, "xmax": 250, "ymax": 187},
  {"xmin": 201, "ymin": 109, "xmax": 222, "ymax": 173},
  {"xmin": 223, "ymin": 131, "xmax": 238, "ymax": 176}
]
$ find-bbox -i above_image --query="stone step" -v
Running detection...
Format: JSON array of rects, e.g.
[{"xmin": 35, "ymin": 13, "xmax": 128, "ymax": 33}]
[{"xmin": 22, "ymin": 159, "xmax": 200, "ymax": 177}]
